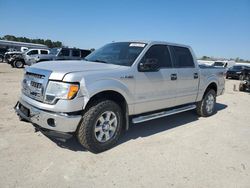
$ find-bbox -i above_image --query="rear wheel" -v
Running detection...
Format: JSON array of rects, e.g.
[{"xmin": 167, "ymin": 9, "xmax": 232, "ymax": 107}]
[
  {"xmin": 196, "ymin": 89, "xmax": 216, "ymax": 117},
  {"xmin": 77, "ymin": 100, "xmax": 123, "ymax": 153},
  {"xmin": 14, "ymin": 60, "xmax": 24, "ymax": 68}
]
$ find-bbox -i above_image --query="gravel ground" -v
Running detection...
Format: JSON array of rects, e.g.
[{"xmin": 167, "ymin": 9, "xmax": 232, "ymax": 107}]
[{"xmin": 0, "ymin": 63, "xmax": 250, "ymax": 188}]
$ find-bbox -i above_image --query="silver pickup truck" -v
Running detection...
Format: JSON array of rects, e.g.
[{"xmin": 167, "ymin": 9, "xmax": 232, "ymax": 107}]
[{"xmin": 15, "ymin": 41, "xmax": 225, "ymax": 153}]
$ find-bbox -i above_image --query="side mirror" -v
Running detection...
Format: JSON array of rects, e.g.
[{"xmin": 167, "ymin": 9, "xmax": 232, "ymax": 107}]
[{"xmin": 138, "ymin": 58, "xmax": 159, "ymax": 72}]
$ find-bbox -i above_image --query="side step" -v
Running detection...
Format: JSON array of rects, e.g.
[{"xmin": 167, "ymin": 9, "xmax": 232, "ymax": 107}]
[{"xmin": 132, "ymin": 104, "xmax": 196, "ymax": 124}]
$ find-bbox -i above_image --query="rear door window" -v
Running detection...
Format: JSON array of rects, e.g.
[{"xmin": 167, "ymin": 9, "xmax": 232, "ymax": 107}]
[
  {"xmin": 60, "ymin": 49, "xmax": 70, "ymax": 56},
  {"xmin": 171, "ymin": 46, "xmax": 194, "ymax": 68},
  {"xmin": 72, "ymin": 49, "xmax": 80, "ymax": 57},
  {"xmin": 27, "ymin": 50, "xmax": 39, "ymax": 55},
  {"xmin": 41, "ymin": 50, "xmax": 48, "ymax": 54}
]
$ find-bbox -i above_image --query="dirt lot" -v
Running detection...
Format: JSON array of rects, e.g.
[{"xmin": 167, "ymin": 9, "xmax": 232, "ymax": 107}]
[{"xmin": 0, "ymin": 63, "xmax": 250, "ymax": 188}]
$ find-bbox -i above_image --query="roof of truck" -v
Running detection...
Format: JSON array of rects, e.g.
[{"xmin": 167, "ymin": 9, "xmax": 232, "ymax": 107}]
[{"xmin": 115, "ymin": 40, "xmax": 191, "ymax": 48}]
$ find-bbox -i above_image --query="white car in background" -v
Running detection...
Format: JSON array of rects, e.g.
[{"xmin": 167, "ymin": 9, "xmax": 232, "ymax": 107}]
[
  {"xmin": 213, "ymin": 60, "xmax": 235, "ymax": 69},
  {"xmin": 6, "ymin": 48, "xmax": 50, "ymax": 68},
  {"xmin": 23, "ymin": 49, "xmax": 50, "ymax": 67}
]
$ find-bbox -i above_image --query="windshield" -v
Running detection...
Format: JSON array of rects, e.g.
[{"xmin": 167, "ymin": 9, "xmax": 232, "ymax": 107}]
[
  {"xmin": 213, "ymin": 62, "xmax": 224, "ymax": 67},
  {"xmin": 84, "ymin": 42, "xmax": 146, "ymax": 66},
  {"xmin": 49, "ymin": 48, "xmax": 60, "ymax": 55},
  {"xmin": 231, "ymin": 66, "xmax": 244, "ymax": 70}
]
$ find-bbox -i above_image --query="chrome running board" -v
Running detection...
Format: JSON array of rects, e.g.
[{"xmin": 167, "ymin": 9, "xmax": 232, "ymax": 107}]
[{"xmin": 132, "ymin": 104, "xmax": 196, "ymax": 124}]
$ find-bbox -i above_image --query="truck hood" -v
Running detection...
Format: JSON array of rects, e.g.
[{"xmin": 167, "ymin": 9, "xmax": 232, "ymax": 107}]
[{"xmin": 29, "ymin": 60, "xmax": 122, "ymax": 80}]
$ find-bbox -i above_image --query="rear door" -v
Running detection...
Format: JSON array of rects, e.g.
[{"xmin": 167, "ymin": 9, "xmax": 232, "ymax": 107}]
[
  {"xmin": 170, "ymin": 46, "xmax": 199, "ymax": 106},
  {"xmin": 134, "ymin": 45, "xmax": 178, "ymax": 114}
]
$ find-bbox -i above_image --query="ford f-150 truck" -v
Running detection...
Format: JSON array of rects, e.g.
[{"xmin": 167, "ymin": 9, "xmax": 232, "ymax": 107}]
[{"xmin": 15, "ymin": 41, "xmax": 225, "ymax": 153}]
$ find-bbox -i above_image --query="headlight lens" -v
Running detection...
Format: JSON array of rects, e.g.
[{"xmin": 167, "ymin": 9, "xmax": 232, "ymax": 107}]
[{"xmin": 45, "ymin": 81, "xmax": 79, "ymax": 103}]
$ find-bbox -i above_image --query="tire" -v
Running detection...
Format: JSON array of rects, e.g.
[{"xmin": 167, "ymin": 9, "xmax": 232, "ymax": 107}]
[
  {"xmin": 196, "ymin": 89, "xmax": 216, "ymax": 117},
  {"xmin": 14, "ymin": 60, "xmax": 24, "ymax": 68},
  {"xmin": 0, "ymin": 55, "xmax": 3, "ymax": 62},
  {"xmin": 226, "ymin": 76, "xmax": 229, "ymax": 79},
  {"xmin": 77, "ymin": 100, "xmax": 124, "ymax": 153},
  {"xmin": 239, "ymin": 83, "xmax": 246, "ymax": 91}
]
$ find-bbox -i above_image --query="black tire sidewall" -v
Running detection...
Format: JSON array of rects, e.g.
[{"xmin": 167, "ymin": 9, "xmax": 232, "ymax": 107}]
[
  {"xmin": 77, "ymin": 100, "xmax": 124, "ymax": 153},
  {"xmin": 14, "ymin": 60, "xmax": 24, "ymax": 68}
]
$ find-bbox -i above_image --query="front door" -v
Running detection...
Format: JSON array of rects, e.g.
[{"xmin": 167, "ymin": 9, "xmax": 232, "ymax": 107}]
[{"xmin": 134, "ymin": 45, "xmax": 178, "ymax": 115}]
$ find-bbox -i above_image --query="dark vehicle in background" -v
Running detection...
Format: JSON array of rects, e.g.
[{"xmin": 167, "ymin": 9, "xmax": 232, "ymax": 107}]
[
  {"xmin": 26, "ymin": 48, "xmax": 92, "ymax": 65},
  {"xmin": 226, "ymin": 65, "xmax": 249, "ymax": 79}
]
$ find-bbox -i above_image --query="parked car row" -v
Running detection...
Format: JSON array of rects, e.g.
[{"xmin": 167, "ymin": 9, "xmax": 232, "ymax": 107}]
[{"xmin": 4, "ymin": 47, "xmax": 92, "ymax": 68}]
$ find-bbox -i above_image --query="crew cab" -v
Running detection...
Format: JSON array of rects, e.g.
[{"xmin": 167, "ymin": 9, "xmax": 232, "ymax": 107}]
[{"xmin": 15, "ymin": 41, "xmax": 225, "ymax": 153}]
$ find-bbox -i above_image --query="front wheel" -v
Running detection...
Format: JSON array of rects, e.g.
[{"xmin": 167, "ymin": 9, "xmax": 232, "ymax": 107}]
[
  {"xmin": 14, "ymin": 60, "xmax": 24, "ymax": 68},
  {"xmin": 77, "ymin": 100, "xmax": 124, "ymax": 153},
  {"xmin": 196, "ymin": 89, "xmax": 216, "ymax": 117}
]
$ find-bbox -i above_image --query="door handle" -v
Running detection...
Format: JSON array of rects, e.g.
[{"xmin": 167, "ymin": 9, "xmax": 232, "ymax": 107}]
[
  {"xmin": 194, "ymin": 73, "xmax": 198, "ymax": 79},
  {"xmin": 171, "ymin": 73, "xmax": 177, "ymax": 80}
]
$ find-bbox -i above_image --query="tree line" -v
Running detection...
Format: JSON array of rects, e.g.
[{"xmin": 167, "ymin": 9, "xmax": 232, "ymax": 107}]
[{"xmin": 0, "ymin": 35, "xmax": 63, "ymax": 48}]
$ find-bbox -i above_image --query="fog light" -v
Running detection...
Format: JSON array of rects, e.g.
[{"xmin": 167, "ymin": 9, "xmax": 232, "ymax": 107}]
[{"xmin": 47, "ymin": 118, "xmax": 56, "ymax": 127}]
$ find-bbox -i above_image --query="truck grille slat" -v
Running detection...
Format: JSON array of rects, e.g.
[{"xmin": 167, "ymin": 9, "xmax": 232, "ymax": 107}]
[{"xmin": 22, "ymin": 68, "xmax": 51, "ymax": 102}]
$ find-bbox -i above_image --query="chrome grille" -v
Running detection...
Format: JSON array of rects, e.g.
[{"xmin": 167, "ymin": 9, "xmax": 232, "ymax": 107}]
[{"xmin": 22, "ymin": 67, "xmax": 51, "ymax": 102}]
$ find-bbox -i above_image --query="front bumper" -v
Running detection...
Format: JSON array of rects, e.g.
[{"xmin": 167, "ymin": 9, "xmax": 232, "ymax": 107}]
[{"xmin": 15, "ymin": 98, "xmax": 82, "ymax": 133}]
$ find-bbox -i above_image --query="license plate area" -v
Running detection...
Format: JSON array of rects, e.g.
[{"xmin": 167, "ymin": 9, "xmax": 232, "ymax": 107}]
[{"xmin": 19, "ymin": 103, "xmax": 30, "ymax": 117}]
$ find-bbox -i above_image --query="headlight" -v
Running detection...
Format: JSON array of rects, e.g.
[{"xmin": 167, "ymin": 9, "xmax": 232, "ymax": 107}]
[{"xmin": 44, "ymin": 81, "xmax": 79, "ymax": 104}]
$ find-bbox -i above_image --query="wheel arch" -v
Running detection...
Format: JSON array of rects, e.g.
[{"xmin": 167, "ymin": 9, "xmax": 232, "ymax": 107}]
[
  {"xmin": 203, "ymin": 82, "xmax": 218, "ymax": 98},
  {"xmin": 84, "ymin": 90, "xmax": 130, "ymax": 130}
]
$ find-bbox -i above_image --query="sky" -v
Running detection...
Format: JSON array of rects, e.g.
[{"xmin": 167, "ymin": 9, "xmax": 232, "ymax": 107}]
[{"xmin": 0, "ymin": 0, "xmax": 249, "ymax": 59}]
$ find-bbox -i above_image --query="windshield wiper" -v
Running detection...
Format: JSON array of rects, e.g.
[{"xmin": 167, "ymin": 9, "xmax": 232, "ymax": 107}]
[{"xmin": 92, "ymin": 59, "xmax": 108, "ymax": 64}]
